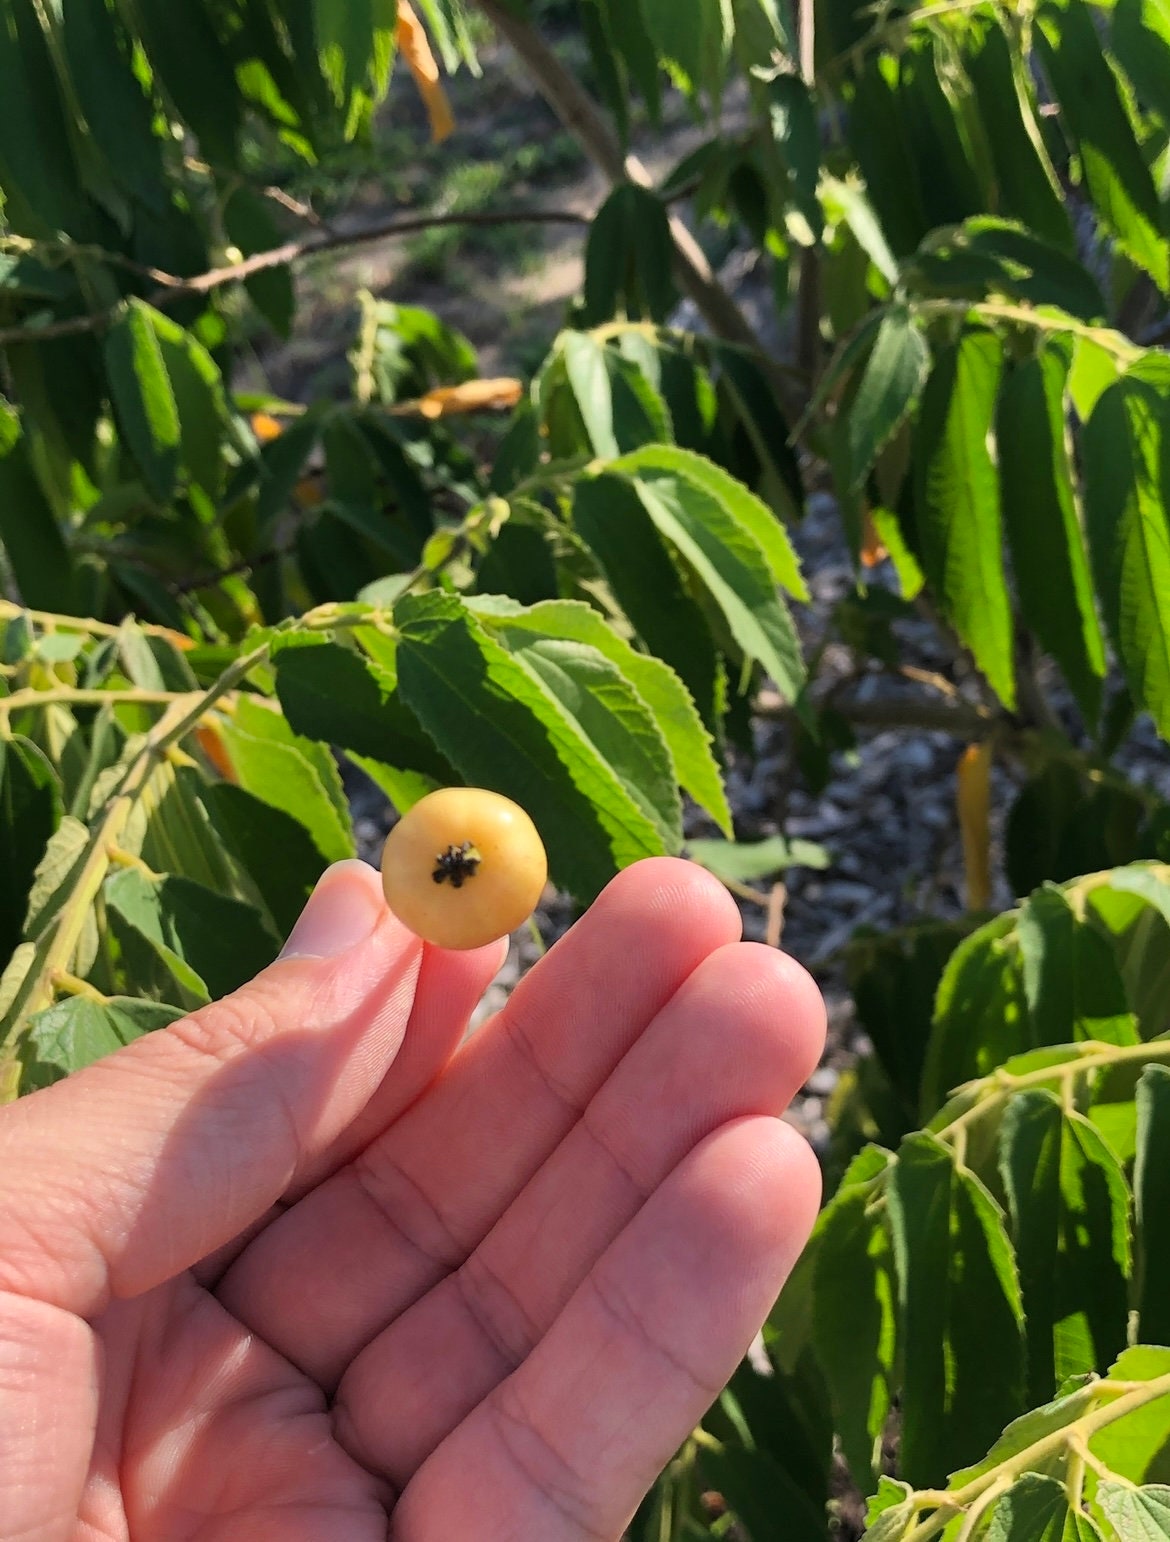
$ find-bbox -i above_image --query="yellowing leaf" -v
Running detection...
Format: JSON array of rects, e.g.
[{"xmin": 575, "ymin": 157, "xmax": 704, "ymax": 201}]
[
  {"xmin": 397, "ymin": 0, "xmax": 456, "ymax": 144},
  {"xmin": 194, "ymin": 721, "xmax": 238, "ymax": 784},
  {"xmin": 957, "ymin": 740, "xmax": 994, "ymax": 912},
  {"xmin": 412, "ymin": 378, "xmax": 524, "ymax": 419},
  {"xmin": 251, "ymin": 412, "xmax": 285, "ymax": 443}
]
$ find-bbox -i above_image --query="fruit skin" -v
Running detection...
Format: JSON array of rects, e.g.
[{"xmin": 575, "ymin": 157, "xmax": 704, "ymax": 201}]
[{"xmin": 380, "ymin": 787, "xmax": 548, "ymax": 950}]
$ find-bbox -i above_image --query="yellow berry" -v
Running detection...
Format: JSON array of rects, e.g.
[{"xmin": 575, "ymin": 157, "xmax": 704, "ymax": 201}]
[{"xmin": 380, "ymin": 787, "xmax": 548, "ymax": 950}]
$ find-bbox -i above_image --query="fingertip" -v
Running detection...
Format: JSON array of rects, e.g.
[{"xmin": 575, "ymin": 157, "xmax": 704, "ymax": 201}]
[
  {"xmin": 601, "ymin": 857, "xmax": 744, "ymax": 942},
  {"xmin": 278, "ymin": 860, "xmax": 388, "ymax": 962}
]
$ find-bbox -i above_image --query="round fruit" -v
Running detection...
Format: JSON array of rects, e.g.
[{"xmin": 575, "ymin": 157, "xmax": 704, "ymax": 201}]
[{"xmin": 380, "ymin": 786, "xmax": 548, "ymax": 951}]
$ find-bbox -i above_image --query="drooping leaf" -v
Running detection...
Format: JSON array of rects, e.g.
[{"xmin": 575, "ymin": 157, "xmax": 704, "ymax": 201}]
[
  {"xmin": 696, "ymin": 1443, "xmax": 828, "ymax": 1542},
  {"xmin": 0, "ymin": 737, "xmax": 62, "ymax": 970},
  {"xmin": 887, "ymin": 1133, "xmax": 1024, "ymax": 1487},
  {"xmin": 922, "ymin": 914, "xmax": 1029, "ymax": 1117},
  {"xmin": 621, "ymin": 464, "xmax": 806, "ymax": 704},
  {"xmin": 998, "ymin": 351, "xmax": 1107, "ymax": 725},
  {"xmin": 1037, "ymin": 0, "xmax": 1168, "ymax": 287},
  {"xmin": 124, "ymin": 0, "xmax": 242, "ymax": 167},
  {"xmin": 1113, "ymin": 0, "xmax": 1170, "ymax": 127},
  {"xmin": 1081, "ymin": 370, "xmax": 1170, "ymax": 740},
  {"xmin": 470, "ymin": 597, "xmax": 732, "ymax": 837},
  {"xmin": 914, "ymin": 330, "xmax": 1016, "ymax": 709},
  {"xmin": 838, "ymin": 305, "xmax": 930, "ymax": 494},
  {"xmin": 1017, "ymin": 884, "xmax": 1139, "ymax": 1048},
  {"xmin": 202, "ymin": 783, "xmax": 329, "ymax": 940},
  {"xmin": 1134, "ymin": 1065, "xmax": 1170, "ymax": 1347},
  {"xmin": 104, "ymin": 301, "xmax": 182, "ymax": 504},
  {"xmin": 572, "ymin": 474, "xmax": 722, "ymax": 733},
  {"xmin": 0, "ymin": 405, "xmax": 79, "ymax": 611},
  {"xmin": 394, "ymin": 591, "xmax": 667, "ymax": 900}
]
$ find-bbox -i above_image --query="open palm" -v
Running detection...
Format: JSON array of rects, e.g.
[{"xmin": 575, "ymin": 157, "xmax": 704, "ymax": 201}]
[{"xmin": 0, "ymin": 858, "xmax": 824, "ymax": 1542}]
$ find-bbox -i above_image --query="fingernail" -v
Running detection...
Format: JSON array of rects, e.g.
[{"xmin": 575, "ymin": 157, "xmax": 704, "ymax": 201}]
[{"xmin": 280, "ymin": 861, "xmax": 384, "ymax": 961}]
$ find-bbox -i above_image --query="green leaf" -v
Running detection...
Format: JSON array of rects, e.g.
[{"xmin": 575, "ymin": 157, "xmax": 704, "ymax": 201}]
[
  {"xmin": 20, "ymin": 996, "xmax": 183, "ymax": 1091},
  {"xmin": 202, "ymin": 783, "xmax": 325, "ymax": 940},
  {"xmin": 597, "ymin": 0, "xmax": 661, "ymax": 122},
  {"xmin": 222, "ymin": 188, "xmax": 296, "ymax": 336},
  {"xmin": 1000, "ymin": 1093, "xmax": 1131, "ymax": 1402},
  {"xmin": 949, "ymin": 1375, "xmax": 1100, "ymax": 1487},
  {"xmin": 863, "ymin": 1479, "xmax": 916, "ymax": 1541},
  {"xmin": 583, "ymin": 184, "xmax": 677, "ymax": 325},
  {"xmin": 914, "ymin": 330, "xmax": 1016, "ymax": 709},
  {"xmin": 617, "ymin": 445, "xmax": 807, "ymax": 601},
  {"xmin": 150, "ymin": 311, "xmax": 231, "ymax": 501},
  {"xmin": 1091, "ymin": 1346, "xmax": 1170, "ymax": 1484},
  {"xmin": 696, "ymin": 1444, "xmax": 828, "ymax": 1542},
  {"xmin": 572, "ymin": 474, "xmax": 721, "ymax": 733},
  {"xmin": 908, "ymin": 220, "xmax": 1104, "ymax": 322},
  {"xmin": 984, "ymin": 1474, "xmax": 1087, "ymax": 1542},
  {"xmin": 60, "ymin": 0, "xmax": 166, "ymax": 211},
  {"xmin": 124, "ymin": 0, "xmax": 241, "ymax": 167},
  {"xmin": 104, "ymin": 301, "xmax": 182, "ymax": 504},
  {"xmin": 813, "ymin": 1177, "xmax": 896, "ymax": 1490},
  {"xmin": 0, "ymin": 0, "xmax": 88, "ymax": 237},
  {"xmin": 0, "ymin": 405, "xmax": 79, "ymax": 611},
  {"xmin": 562, "ymin": 332, "xmax": 620, "ymax": 460},
  {"xmin": 686, "ymin": 835, "xmax": 829, "ymax": 884},
  {"xmin": 886, "ymin": 1133, "xmax": 1024, "ymax": 1487},
  {"xmin": 839, "ymin": 305, "xmax": 930, "ymax": 494},
  {"xmin": 708, "ymin": 342, "xmax": 805, "ymax": 523},
  {"xmin": 1113, "ymin": 0, "xmax": 1170, "ymax": 127},
  {"xmin": 1007, "ymin": 763, "xmax": 1147, "ymax": 895},
  {"xmin": 470, "ymin": 597, "xmax": 732, "ymax": 837},
  {"xmin": 1134, "ymin": 1066, "xmax": 1170, "ymax": 1347},
  {"xmin": 1017, "ymin": 885, "xmax": 1139, "ymax": 1048},
  {"xmin": 217, "ymin": 698, "xmax": 355, "ymax": 865},
  {"xmin": 962, "ymin": 18, "xmax": 1073, "ymax": 251},
  {"xmin": 254, "ymin": 411, "xmax": 323, "ymax": 534},
  {"xmin": 1097, "ymin": 1485, "xmax": 1170, "ymax": 1539},
  {"xmin": 395, "ymin": 591, "xmax": 668, "ymax": 900},
  {"xmin": 922, "ymin": 915, "xmax": 1028, "ymax": 1118},
  {"xmin": 103, "ymin": 867, "xmax": 211, "ymax": 1011},
  {"xmin": 1081, "ymin": 372, "xmax": 1170, "ymax": 740},
  {"xmin": 620, "ymin": 465, "xmax": 806, "ymax": 703},
  {"xmin": 0, "ymin": 737, "xmax": 62, "ymax": 970},
  {"xmin": 1036, "ymin": 0, "xmax": 1168, "ymax": 288},
  {"xmin": 998, "ymin": 351, "xmax": 1107, "ymax": 725}
]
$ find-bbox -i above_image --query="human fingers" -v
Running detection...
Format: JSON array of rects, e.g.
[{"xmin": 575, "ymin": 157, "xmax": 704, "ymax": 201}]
[
  {"xmin": 216, "ymin": 858, "xmax": 743, "ymax": 1386},
  {"xmin": 334, "ymin": 943, "xmax": 825, "ymax": 1482},
  {"xmin": 389, "ymin": 1117, "xmax": 821, "ymax": 1541},
  {"xmin": 0, "ymin": 862, "xmax": 423, "ymax": 1317}
]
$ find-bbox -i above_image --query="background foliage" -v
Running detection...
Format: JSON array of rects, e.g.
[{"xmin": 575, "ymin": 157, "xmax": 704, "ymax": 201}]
[{"xmin": 3, "ymin": 0, "xmax": 1170, "ymax": 1534}]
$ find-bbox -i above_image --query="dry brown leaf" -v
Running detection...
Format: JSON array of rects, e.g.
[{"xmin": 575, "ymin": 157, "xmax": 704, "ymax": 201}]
[
  {"xmin": 412, "ymin": 378, "xmax": 524, "ymax": 419},
  {"xmin": 957, "ymin": 740, "xmax": 994, "ymax": 912},
  {"xmin": 251, "ymin": 412, "xmax": 284, "ymax": 443},
  {"xmin": 397, "ymin": 0, "xmax": 456, "ymax": 143}
]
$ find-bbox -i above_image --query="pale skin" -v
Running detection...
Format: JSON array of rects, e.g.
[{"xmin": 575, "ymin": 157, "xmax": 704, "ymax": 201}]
[{"xmin": 0, "ymin": 856, "xmax": 825, "ymax": 1542}]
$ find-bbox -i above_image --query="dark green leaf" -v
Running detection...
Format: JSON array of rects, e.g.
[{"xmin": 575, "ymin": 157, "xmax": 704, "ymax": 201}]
[
  {"xmin": 1017, "ymin": 884, "xmax": 1139, "ymax": 1048},
  {"xmin": 61, "ymin": 0, "xmax": 166, "ymax": 210},
  {"xmin": 223, "ymin": 188, "xmax": 296, "ymax": 337},
  {"xmin": 0, "ymin": 0, "xmax": 85, "ymax": 236},
  {"xmin": 254, "ymin": 412, "xmax": 323, "ymax": 534},
  {"xmin": 103, "ymin": 866, "xmax": 211, "ymax": 1010},
  {"xmin": 998, "ymin": 351, "xmax": 1107, "ymax": 725},
  {"xmin": 984, "ymin": 1474, "xmax": 1091, "ymax": 1542},
  {"xmin": 908, "ymin": 221, "xmax": 1104, "ymax": 321},
  {"xmin": 104, "ymin": 301, "xmax": 181, "ymax": 504},
  {"xmin": 583, "ymin": 184, "xmax": 676, "ymax": 325},
  {"xmin": 914, "ymin": 330, "xmax": 1016, "ymax": 708},
  {"xmin": 922, "ymin": 915, "xmax": 1029, "ymax": 1117},
  {"xmin": 845, "ymin": 56, "xmax": 930, "ymax": 258},
  {"xmin": 150, "ymin": 311, "xmax": 230, "ymax": 501},
  {"xmin": 962, "ymin": 18, "xmax": 1073, "ymax": 250},
  {"xmin": 887, "ymin": 1134, "xmax": 1024, "ymax": 1487},
  {"xmin": 597, "ymin": 0, "xmax": 660, "ymax": 122},
  {"xmin": 123, "ymin": 0, "xmax": 241, "ymax": 167},
  {"xmin": 812, "ymin": 1176, "xmax": 896, "ymax": 1490},
  {"xmin": 0, "ymin": 737, "xmax": 61, "ymax": 969},
  {"xmin": 203, "ymin": 783, "xmax": 327, "ymax": 939},
  {"xmin": 1007, "ymin": 763, "xmax": 1147, "ymax": 895},
  {"xmin": 1036, "ymin": 0, "xmax": 1168, "ymax": 287},
  {"xmin": 696, "ymin": 1444, "xmax": 827, "ymax": 1542},
  {"xmin": 0, "ymin": 406, "xmax": 79, "ymax": 612},
  {"xmin": 1113, "ymin": 0, "xmax": 1170, "ymax": 127},
  {"xmin": 1081, "ymin": 371, "xmax": 1170, "ymax": 740},
  {"xmin": 1134, "ymin": 1066, "xmax": 1170, "ymax": 1347},
  {"xmin": 572, "ymin": 474, "xmax": 722, "ymax": 733},
  {"xmin": 839, "ymin": 305, "xmax": 929, "ymax": 494},
  {"xmin": 710, "ymin": 343, "xmax": 805, "ymax": 522}
]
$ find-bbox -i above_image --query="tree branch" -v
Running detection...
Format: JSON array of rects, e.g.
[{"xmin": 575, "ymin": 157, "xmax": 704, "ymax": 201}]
[
  {"xmin": 472, "ymin": 0, "xmax": 797, "ymax": 409},
  {"xmin": 0, "ymin": 207, "xmax": 590, "ymax": 349}
]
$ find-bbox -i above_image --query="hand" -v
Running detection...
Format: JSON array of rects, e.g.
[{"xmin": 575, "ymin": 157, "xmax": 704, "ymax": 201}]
[{"xmin": 0, "ymin": 856, "xmax": 824, "ymax": 1541}]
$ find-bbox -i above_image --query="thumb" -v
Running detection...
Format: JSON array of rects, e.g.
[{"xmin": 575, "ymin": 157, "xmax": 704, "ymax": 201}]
[{"xmin": 0, "ymin": 860, "xmax": 423, "ymax": 1318}]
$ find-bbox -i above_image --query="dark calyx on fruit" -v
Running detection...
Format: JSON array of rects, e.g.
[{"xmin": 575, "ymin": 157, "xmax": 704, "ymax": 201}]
[{"xmin": 432, "ymin": 841, "xmax": 483, "ymax": 889}]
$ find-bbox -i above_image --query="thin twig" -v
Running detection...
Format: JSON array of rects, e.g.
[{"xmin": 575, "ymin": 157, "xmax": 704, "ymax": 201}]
[{"xmin": 0, "ymin": 208, "xmax": 590, "ymax": 349}]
